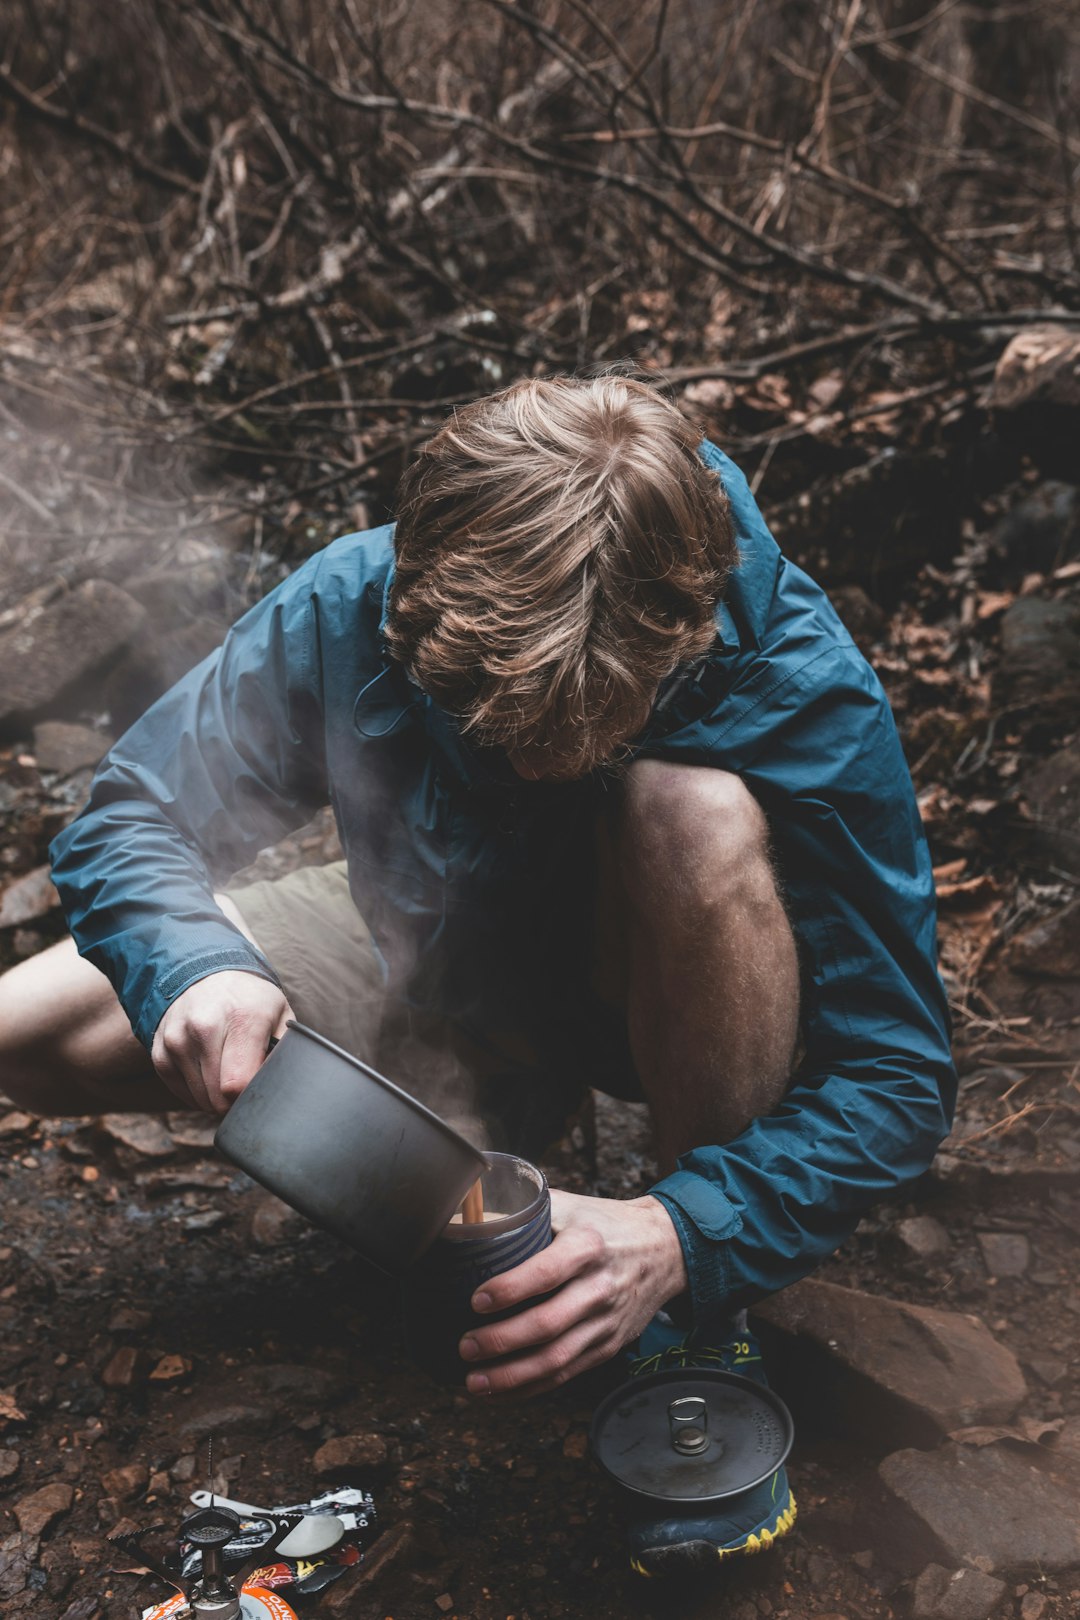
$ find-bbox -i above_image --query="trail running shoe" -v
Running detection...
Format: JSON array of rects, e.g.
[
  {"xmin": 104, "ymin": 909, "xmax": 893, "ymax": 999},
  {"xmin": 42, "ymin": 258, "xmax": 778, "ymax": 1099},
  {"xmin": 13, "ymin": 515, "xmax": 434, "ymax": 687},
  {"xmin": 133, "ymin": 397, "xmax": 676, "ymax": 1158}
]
[{"xmin": 623, "ymin": 1314, "xmax": 796, "ymax": 1577}]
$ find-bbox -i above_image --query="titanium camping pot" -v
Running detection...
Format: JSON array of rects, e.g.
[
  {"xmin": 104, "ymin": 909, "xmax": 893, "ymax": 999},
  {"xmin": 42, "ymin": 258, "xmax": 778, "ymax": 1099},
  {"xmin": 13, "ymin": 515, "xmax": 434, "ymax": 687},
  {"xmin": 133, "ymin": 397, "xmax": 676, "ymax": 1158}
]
[
  {"xmin": 590, "ymin": 1366, "xmax": 794, "ymax": 1545},
  {"xmin": 214, "ymin": 1021, "xmax": 488, "ymax": 1274}
]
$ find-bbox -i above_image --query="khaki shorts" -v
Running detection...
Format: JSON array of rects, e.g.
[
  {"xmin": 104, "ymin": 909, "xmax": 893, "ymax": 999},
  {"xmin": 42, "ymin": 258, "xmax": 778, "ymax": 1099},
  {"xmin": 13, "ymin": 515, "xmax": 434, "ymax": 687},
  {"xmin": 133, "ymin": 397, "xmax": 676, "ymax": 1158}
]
[{"xmin": 226, "ymin": 860, "xmax": 633, "ymax": 1155}]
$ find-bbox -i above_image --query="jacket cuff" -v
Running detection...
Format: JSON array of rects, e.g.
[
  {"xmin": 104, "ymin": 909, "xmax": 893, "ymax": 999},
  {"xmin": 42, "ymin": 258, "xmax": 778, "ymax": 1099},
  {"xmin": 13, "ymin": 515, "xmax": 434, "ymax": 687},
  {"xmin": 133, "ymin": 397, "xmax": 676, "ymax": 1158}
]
[
  {"xmin": 650, "ymin": 1168, "xmax": 743, "ymax": 1326},
  {"xmin": 134, "ymin": 946, "xmax": 282, "ymax": 1050}
]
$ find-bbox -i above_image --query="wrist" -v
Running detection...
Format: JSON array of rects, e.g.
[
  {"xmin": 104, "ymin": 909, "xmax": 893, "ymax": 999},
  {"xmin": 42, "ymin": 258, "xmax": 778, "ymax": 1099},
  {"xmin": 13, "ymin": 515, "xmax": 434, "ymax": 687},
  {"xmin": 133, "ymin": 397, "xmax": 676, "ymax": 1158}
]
[{"xmin": 635, "ymin": 1194, "xmax": 690, "ymax": 1296}]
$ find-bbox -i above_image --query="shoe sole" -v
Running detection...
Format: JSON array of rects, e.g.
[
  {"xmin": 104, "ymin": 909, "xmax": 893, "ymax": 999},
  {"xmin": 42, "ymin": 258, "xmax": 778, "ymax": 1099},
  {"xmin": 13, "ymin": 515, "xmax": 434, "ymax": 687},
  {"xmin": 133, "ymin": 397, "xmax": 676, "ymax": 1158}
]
[{"xmin": 629, "ymin": 1490, "xmax": 797, "ymax": 1577}]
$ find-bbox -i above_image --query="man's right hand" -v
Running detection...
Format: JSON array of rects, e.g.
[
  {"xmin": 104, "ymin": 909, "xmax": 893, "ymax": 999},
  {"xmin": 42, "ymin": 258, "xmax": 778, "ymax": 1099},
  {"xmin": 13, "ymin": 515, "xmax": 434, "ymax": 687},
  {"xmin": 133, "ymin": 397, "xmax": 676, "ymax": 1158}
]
[{"xmin": 150, "ymin": 972, "xmax": 294, "ymax": 1116}]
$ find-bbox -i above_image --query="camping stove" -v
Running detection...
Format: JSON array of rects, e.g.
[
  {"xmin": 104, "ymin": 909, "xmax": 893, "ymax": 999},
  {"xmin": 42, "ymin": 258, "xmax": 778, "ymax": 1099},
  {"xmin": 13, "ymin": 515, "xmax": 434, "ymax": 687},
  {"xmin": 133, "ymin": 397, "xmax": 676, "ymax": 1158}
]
[{"xmin": 111, "ymin": 1503, "xmax": 304, "ymax": 1620}]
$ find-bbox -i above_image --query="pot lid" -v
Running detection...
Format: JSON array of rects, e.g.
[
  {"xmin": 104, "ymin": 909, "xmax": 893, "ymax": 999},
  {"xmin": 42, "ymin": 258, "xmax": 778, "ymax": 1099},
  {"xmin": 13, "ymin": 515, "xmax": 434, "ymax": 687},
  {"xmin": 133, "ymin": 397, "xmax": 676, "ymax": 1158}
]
[{"xmin": 590, "ymin": 1369, "xmax": 794, "ymax": 1504}]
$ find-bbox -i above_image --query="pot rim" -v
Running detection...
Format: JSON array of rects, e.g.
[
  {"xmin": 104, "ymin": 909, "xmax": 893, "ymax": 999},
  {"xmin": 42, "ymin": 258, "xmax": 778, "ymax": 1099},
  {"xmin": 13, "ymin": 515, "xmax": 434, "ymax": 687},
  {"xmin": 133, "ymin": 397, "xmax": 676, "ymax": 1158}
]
[{"xmin": 282, "ymin": 1019, "xmax": 488, "ymax": 1170}]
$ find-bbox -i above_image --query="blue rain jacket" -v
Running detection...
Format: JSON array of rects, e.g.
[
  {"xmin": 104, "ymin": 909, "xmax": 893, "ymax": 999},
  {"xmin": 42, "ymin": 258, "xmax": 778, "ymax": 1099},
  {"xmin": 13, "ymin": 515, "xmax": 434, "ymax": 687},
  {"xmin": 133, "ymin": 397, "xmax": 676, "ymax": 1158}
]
[{"xmin": 50, "ymin": 442, "xmax": 956, "ymax": 1321}]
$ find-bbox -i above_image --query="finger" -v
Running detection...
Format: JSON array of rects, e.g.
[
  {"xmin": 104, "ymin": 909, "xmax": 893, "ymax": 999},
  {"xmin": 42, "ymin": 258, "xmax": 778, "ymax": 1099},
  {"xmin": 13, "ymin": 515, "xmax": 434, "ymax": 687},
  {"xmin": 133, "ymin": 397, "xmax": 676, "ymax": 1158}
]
[
  {"xmin": 465, "ymin": 1318, "xmax": 612, "ymax": 1397},
  {"xmin": 217, "ymin": 1015, "xmax": 276, "ymax": 1111},
  {"xmin": 461, "ymin": 1276, "xmax": 604, "ymax": 1363},
  {"xmin": 154, "ymin": 1020, "xmax": 215, "ymax": 1114},
  {"xmin": 272, "ymin": 999, "xmax": 296, "ymax": 1041},
  {"xmin": 471, "ymin": 1226, "xmax": 604, "ymax": 1313}
]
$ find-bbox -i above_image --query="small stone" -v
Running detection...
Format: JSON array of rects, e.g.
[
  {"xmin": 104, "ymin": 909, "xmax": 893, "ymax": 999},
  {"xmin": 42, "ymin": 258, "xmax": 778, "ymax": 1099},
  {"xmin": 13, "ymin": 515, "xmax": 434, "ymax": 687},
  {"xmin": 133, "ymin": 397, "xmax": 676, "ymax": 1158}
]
[
  {"xmin": 0, "ymin": 1112, "xmax": 34, "ymax": 1138},
  {"xmin": 0, "ymin": 867, "xmax": 59, "ymax": 929},
  {"xmin": 147, "ymin": 1470, "xmax": 171, "ymax": 1497},
  {"xmin": 149, "ymin": 1354, "xmax": 192, "ymax": 1383},
  {"xmin": 1021, "ymin": 1594, "xmax": 1048, "ymax": 1620},
  {"xmin": 0, "ymin": 1449, "xmax": 19, "ymax": 1480},
  {"xmin": 169, "ymin": 1454, "xmax": 197, "ymax": 1482},
  {"xmin": 0, "ymin": 1533, "xmax": 38, "ymax": 1601},
  {"xmin": 58, "ymin": 1596, "xmax": 101, "ymax": 1620},
  {"xmin": 977, "ymin": 1231, "xmax": 1030, "ymax": 1278},
  {"xmin": 176, "ymin": 1396, "xmax": 274, "ymax": 1445},
  {"xmin": 14, "ymin": 1481, "xmax": 73, "ymax": 1537},
  {"xmin": 32, "ymin": 721, "xmax": 108, "ymax": 777},
  {"xmin": 100, "ymin": 1462, "xmax": 147, "ymax": 1501},
  {"xmin": 100, "ymin": 1346, "xmax": 144, "ymax": 1389},
  {"xmin": 911, "ymin": 1563, "xmax": 1006, "ymax": 1620},
  {"xmin": 435, "ymin": 1597, "xmax": 454, "ymax": 1614},
  {"xmin": 1023, "ymin": 1354, "xmax": 1067, "ymax": 1389},
  {"xmin": 894, "ymin": 1215, "xmax": 950, "ymax": 1261},
  {"xmin": 850, "ymin": 1549, "xmax": 874, "ymax": 1570},
  {"xmin": 313, "ymin": 1433, "xmax": 389, "ymax": 1476},
  {"xmin": 107, "ymin": 1304, "xmax": 153, "ymax": 1334},
  {"xmin": 1009, "ymin": 900, "xmax": 1080, "ymax": 981}
]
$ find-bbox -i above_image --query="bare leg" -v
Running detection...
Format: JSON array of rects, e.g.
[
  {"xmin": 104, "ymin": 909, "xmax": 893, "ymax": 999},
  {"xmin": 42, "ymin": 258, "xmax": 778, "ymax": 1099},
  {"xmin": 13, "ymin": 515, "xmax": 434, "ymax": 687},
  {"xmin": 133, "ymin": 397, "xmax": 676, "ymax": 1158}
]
[
  {"xmin": 613, "ymin": 759, "xmax": 800, "ymax": 1174},
  {"xmin": 0, "ymin": 894, "xmax": 258, "ymax": 1114}
]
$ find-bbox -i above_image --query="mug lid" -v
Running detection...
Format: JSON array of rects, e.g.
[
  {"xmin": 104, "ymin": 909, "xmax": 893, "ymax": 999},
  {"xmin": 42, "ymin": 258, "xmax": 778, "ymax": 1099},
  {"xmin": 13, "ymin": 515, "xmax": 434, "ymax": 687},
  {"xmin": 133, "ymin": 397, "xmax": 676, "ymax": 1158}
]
[{"xmin": 590, "ymin": 1368, "xmax": 793, "ymax": 1504}]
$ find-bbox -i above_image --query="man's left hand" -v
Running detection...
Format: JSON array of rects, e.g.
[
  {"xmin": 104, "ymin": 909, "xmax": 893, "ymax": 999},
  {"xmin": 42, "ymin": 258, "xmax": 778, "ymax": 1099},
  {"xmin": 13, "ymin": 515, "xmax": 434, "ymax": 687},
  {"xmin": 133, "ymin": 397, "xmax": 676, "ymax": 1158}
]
[{"xmin": 459, "ymin": 1189, "xmax": 688, "ymax": 1398}]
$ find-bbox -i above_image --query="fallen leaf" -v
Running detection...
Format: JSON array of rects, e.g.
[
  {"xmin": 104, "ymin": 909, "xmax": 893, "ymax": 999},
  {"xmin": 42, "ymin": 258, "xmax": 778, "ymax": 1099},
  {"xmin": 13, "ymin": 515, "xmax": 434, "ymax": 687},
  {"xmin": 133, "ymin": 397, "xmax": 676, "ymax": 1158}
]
[
  {"xmin": 949, "ymin": 1417, "xmax": 1064, "ymax": 1447},
  {"xmin": 149, "ymin": 1354, "xmax": 192, "ymax": 1382},
  {"xmin": 975, "ymin": 590, "xmax": 1014, "ymax": 620}
]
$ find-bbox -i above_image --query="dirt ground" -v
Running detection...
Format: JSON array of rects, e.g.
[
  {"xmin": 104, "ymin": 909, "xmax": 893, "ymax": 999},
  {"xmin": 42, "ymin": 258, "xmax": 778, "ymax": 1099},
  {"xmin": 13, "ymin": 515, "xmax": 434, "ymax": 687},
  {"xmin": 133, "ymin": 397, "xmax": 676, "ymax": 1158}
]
[{"xmin": 1, "ymin": 472, "xmax": 1079, "ymax": 1620}]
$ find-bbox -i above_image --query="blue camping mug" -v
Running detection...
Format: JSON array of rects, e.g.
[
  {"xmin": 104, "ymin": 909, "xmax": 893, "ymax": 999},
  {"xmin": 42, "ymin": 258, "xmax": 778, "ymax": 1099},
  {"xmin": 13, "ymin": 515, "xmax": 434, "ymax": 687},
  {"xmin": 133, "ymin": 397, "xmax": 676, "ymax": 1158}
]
[{"xmin": 401, "ymin": 1152, "xmax": 552, "ymax": 1383}]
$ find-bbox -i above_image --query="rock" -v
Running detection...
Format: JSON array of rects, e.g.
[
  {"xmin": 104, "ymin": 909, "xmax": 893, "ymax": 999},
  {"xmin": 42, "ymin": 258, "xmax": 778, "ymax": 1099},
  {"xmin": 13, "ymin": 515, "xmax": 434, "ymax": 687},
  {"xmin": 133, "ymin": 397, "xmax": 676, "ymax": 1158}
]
[
  {"xmin": 435, "ymin": 1596, "xmax": 455, "ymax": 1615},
  {"xmin": 1008, "ymin": 900, "xmax": 1080, "ymax": 980},
  {"xmin": 99, "ymin": 1114, "xmax": 175, "ymax": 1157},
  {"xmin": 1021, "ymin": 1594, "xmax": 1048, "ymax": 1620},
  {"xmin": 0, "ymin": 580, "xmax": 147, "ymax": 734},
  {"xmin": 323, "ymin": 1521, "xmax": 416, "ymax": 1612},
  {"xmin": 879, "ymin": 1441, "xmax": 1080, "ymax": 1573},
  {"xmin": 976, "ymin": 1231, "xmax": 1030, "ymax": 1277},
  {"xmin": 313, "ymin": 1433, "xmax": 389, "ymax": 1477},
  {"xmin": 176, "ymin": 1394, "xmax": 276, "ymax": 1445},
  {"xmin": 0, "ymin": 1112, "xmax": 34, "ymax": 1138},
  {"xmin": 911, "ymin": 1563, "xmax": 1007, "ymax": 1620},
  {"xmin": 1023, "ymin": 1354, "xmax": 1067, "ymax": 1388},
  {"xmin": 240, "ymin": 1362, "xmax": 346, "ymax": 1404},
  {"xmin": 249, "ymin": 1193, "xmax": 306, "ymax": 1248},
  {"xmin": 31, "ymin": 721, "xmax": 109, "ymax": 777},
  {"xmin": 100, "ymin": 1346, "xmax": 144, "ymax": 1389},
  {"xmin": 0, "ymin": 866, "xmax": 59, "ymax": 928},
  {"xmin": 990, "ymin": 328, "xmax": 1080, "ymax": 412},
  {"xmin": 58, "ymin": 1596, "xmax": 102, "ymax": 1620},
  {"xmin": 0, "ymin": 1532, "xmax": 38, "ymax": 1600},
  {"xmin": 0, "ymin": 1449, "xmax": 19, "ymax": 1479},
  {"xmin": 893, "ymin": 1215, "xmax": 950, "ymax": 1262},
  {"xmin": 1022, "ymin": 741, "xmax": 1080, "ymax": 873},
  {"xmin": 100, "ymin": 1462, "xmax": 147, "ymax": 1501},
  {"xmin": 752, "ymin": 1278, "xmax": 1026, "ymax": 1449},
  {"xmin": 126, "ymin": 539, "xmax": 229, "ymax": 621},
  {"xmin": 994, "ymin": 596, "xmax": 1080, "ymax": 719},
  {"xmin": 107, "ymin": 1304, "xmax": 153, "ymax": 1334},
  {"xmin": 14, "ymin": 1480, "xmax": 73, "ymax": 1537},
  {"xmin": 992, "ymin": 482, "xmax": 1080, "ymax": 577},
  {"xmin": 829, "ymin": 584, "xmax": 886, "ymax": 647},
  {"xmin": 175, "ymin": 1360, "xmax": 343, "ymax": 1442}
]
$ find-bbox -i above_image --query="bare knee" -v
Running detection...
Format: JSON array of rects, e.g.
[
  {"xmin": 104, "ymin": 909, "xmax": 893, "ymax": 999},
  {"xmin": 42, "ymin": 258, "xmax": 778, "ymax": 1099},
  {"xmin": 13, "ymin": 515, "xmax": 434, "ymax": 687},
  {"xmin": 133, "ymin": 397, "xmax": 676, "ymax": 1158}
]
[
  {"xmin": 620, "ymin": 759, "xmax": 772, "ymax": 910},
  {"xmin": 0, "ymin": 941, "xmax": 147, "ymax": 1112}
]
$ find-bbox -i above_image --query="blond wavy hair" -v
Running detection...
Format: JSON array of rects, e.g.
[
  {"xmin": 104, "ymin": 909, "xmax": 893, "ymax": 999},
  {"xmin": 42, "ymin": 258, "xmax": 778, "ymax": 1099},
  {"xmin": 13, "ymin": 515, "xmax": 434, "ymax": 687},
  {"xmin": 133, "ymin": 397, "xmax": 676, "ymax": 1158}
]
[{"xmin": 384, "ymin": 373, "xmax": 735, "ymax": 778}]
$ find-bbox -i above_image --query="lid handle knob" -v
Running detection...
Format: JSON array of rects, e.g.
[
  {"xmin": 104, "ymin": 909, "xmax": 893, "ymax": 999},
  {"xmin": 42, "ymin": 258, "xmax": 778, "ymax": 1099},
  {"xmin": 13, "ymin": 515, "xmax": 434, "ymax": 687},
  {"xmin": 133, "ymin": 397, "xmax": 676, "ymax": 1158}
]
[{"xmin": 668, "ymin": 1395, "xmax": 709, "ymax": 1454}]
